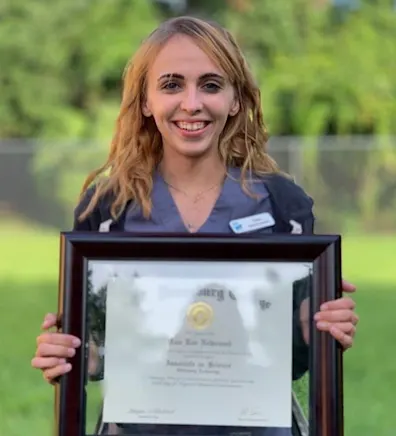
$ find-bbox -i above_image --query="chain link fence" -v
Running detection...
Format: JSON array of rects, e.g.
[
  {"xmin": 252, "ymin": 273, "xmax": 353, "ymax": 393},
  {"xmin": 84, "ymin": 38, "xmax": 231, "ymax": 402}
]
[{"xmin": 1, "ymin": 136, "xmax": 395, "ymax": 234}]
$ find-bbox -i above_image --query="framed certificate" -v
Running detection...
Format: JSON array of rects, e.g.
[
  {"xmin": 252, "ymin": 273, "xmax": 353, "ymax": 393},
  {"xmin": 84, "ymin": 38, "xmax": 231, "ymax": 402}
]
[{"xmin": 55, "ymin": 233, "xmax": 343, "ymax": 436}]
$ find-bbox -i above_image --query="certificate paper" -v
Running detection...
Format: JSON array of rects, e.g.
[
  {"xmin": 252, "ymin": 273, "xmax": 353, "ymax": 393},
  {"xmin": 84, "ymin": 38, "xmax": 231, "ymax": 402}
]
[{"xmin": 99, "ymin": 261, "xmax": 306, "ymax": 428}]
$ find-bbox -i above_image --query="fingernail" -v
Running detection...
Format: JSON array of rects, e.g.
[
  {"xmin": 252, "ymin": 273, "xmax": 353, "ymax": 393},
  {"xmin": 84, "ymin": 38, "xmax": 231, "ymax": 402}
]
[
  {"xmin": 317, "ymin": 321, "xmax": 329, "ymax": 328},
  {"xmin": 68, "ymin": 348, "xmax": 76, "ymax": 357},
  {"xmin": 64, "ymin": 363, "xmax": 72, "ymax": 372},
  {"xmin": 314, "ymin": 313, "xmax": 321, "ymax": 321},
  {"xmin": 321, "ymin": 304, "xmax": 329, "ymax": 311},
  {"xmin": 72, "ymin": 338, "xmax": 81, "ymax": 347},
  {"xmin": 59, "ymin": 358, "xmax": 66, "ymax": 364}
]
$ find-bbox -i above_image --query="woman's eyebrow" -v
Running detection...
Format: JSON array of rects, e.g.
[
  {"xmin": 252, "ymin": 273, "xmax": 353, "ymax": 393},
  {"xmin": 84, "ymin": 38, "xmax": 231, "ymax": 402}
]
[
  {"xmin": 158, "ymin": 73, "xmax": 183, "ymax": 82},
  {"xmin": 157, "ymin": 72, "xmax": 225, "ymax": 82},
  {"xmin": 199, "ymin": 73, "xmax": 225, "ymax": 81}
]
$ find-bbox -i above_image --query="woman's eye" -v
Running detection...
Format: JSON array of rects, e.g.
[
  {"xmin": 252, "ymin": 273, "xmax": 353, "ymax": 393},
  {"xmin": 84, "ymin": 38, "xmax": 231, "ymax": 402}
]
[
  {"xmin": 162, "ymin": 82, "xmax": 180, "ymax": 91},
  {"xmin": 203, "ymin": 82, "xmax": 221, "ymax": 92}
]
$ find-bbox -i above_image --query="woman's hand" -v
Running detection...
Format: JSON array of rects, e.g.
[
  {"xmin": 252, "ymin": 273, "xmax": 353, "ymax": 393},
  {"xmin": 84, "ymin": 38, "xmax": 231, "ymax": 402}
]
[
  {"xmin": 31, "ymin": 313, "xmax": 82, "ymax": 383},
  {"xmin": 300, "ymin": 279, "xmax": 358, "ymax": 349}
]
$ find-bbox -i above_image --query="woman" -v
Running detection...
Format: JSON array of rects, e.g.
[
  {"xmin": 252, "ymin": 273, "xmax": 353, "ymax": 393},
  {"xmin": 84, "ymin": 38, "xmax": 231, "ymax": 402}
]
[{"xmin": 32, "ymin": 16, "xmax": 358, "ymax": 435}]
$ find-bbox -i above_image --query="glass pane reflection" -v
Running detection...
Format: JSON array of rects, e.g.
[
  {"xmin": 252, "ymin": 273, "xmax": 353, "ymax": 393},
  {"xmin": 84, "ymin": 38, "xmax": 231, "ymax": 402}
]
[{"xmin": 84, "ymin": 260, "xmax": 312, "ymax": 436}]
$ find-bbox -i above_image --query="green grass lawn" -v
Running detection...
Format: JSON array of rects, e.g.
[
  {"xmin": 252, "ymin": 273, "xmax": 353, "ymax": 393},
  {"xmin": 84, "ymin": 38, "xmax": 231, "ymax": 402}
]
[{"xmin": 0, "ymin": 221, "xmax": 395, "ymax": 435}]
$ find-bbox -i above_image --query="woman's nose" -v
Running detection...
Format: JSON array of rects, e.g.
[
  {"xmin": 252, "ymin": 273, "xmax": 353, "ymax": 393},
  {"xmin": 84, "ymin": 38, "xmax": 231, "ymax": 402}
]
[{"xmin": 180, "ymin": 88, "xmax": 203, "ymax": 114}]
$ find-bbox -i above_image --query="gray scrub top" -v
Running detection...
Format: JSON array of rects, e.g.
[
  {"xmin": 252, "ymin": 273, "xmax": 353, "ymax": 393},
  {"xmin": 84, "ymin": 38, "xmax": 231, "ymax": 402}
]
[
  {"xmin": 125, "ymin": 167, "xmax": 275, "ymax": 235},
  {"xmin": 120, "ymin": 167, "xmax": 293, "ymax": 436}
]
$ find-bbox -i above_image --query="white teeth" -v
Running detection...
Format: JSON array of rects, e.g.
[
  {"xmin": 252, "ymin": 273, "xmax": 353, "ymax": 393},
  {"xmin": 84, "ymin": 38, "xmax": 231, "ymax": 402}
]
[{"xmin": 175, "ymin": 121, "xmax": 207, "ymax": 131}]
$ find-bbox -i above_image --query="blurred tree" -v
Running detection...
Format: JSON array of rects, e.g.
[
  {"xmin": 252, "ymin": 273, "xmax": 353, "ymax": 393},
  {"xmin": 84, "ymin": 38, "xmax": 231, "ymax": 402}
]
[
  {"xmin": 225, "ymin": 0, "xmax": 396, "ymax": 231},
  {"xmin": 87, "ymin": 269, "xmax": 107, "ymax": 347},
  {"xmin": 225, "ymin": 0, "xmax": 396, "ymax": 136},
  {"xmin": 0, "ymin": 0, "xmax": 159, "ymax": 139},
  {"xmin": 155, "ymin": 0, "xmax": 252, "ymax": 19},
  {"xmin": 27, "ymin": 0, "xmax": 159, "ymax": 222},
  {"xmin": 2, "ymin": 0, "xmax": 393, "ymax": 231}
]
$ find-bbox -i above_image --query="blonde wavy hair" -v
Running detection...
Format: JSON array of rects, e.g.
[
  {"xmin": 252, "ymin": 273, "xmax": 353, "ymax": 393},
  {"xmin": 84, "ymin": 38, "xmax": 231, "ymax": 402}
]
[{"xmin": 78, "ymin": 15, "xmax": 281, "ymax": 221}]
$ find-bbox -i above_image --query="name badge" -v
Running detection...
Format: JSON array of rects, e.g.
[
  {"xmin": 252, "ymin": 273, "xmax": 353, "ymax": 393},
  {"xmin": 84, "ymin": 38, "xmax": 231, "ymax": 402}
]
[{"xmin": 229, "ymin": 212, "xmax": 275, "ymax": 234}]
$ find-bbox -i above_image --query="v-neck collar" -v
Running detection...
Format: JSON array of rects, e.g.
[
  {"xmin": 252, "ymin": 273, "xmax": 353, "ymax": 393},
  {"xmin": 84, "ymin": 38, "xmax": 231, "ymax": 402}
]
[
  {"xmin": 151, "ymin": 169, "xmax": 229, "ymax": 233},
  {"xmin": 151, "ymin": 167, "xmax": 265, "ymax": 233}
]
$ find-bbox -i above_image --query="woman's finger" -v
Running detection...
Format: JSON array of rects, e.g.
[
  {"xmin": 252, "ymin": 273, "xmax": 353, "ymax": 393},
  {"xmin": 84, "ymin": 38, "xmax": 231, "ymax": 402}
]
[
  {"xmin": 341, "ymin": 279, "xmax": 356, "ymax": 293},
  {"xmin": 329, "ymin": 325, "xmax": 354, "ymax": 349},
  {"xmin": 41, "ymin": 313, "xmax": 58, "ymax": 329},
  {"xmin": 36, "ymin": 343, "xmax": 76, "ymax": 359},
  {"xmin": 315, "ymin": 322, "xmax": 355, "ymax": 349},
  {"xmin": 320, "ymin": 297, "xmax": 356, "ymax": 311},
  {"xmin": 36, "ymin": 332, "xmax": 81, "ymax": 348},
  {"xmin": 315, "ymin": 309, "xmax": 358, "ymax": 324},
  {"xmin": 316, "ymin": 321, "xmax": 356, "ymax": 337},
  {"xmin": 31, "ymin": 357, "xmax": 66, "ymax": 370},
  {"xmin": 43, "ymin": 363, "xmax": 72, "ymax": 383}
]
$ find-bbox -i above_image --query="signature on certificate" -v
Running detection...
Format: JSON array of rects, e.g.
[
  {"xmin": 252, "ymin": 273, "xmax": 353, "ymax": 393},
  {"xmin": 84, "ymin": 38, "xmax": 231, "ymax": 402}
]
[{"xmin": 239, "ymin": 407, "xmax": 267, "ymax": 421}]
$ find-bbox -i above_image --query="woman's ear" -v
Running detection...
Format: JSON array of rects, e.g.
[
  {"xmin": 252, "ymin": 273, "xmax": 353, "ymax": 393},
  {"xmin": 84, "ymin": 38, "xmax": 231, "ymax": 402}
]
[
  {"xmin": 229, "ymin": 99, "xmax": 240, "ymax": 117},
  {"xmin": 142, "ymin": 101, "xmax": 152, "ymax": 117}
]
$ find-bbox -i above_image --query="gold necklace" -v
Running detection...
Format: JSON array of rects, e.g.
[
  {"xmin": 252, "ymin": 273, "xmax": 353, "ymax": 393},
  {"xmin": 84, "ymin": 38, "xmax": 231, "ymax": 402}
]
[
  {"xmin": 162, "ymin": 176, "xmax": 224, "ymax": 231},
  {"xmin": 163, "ymin": 180, "xmax": 221, "ymax": 204}
]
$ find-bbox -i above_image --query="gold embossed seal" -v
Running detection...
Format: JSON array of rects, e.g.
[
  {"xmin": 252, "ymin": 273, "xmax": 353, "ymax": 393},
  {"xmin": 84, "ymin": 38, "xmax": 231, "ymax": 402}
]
[{"xmin": 187, "ymin": 301, "xmax": 214, "ymax": 330}]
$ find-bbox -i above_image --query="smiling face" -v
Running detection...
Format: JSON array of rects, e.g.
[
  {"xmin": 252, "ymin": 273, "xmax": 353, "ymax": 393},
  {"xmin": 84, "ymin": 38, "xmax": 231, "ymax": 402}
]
[{"xmin": 142, "ymin": 35, "xmax": 240, "ymax": 160}]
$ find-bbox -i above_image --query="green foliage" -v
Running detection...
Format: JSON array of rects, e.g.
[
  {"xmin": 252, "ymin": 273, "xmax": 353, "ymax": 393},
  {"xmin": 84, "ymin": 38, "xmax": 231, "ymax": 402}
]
[
  {"xmin": 13, "ymin": 0, "xmax": 160, "ymax": 214},
  {"xmin": 0, "ymin": 0, "xmax": 159, "ymax": 138},
  {"xmin": 87, "ymin": 269, "xmax": 107, "ymax": 347},
  {"xmin": 1, "ymin": 0, "xmax": 395, "ymax": 230},
  {"xmin": 32, "ymin": 139, "xmax": 109, "ymax": 222},
  {"xmin": 225, "ymin": 0, "xmax": 396, "ymax": 136},
  {"xmin": 224, "ymin": 1, "xmax": 396, "ymax": 231},
  {"xmin": 2, "ymin": 0, "xmax": 395, "ymax": 139}
]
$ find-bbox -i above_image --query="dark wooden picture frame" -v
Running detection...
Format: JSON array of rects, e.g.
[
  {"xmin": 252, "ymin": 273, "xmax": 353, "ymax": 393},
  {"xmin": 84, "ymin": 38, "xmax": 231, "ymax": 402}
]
[{"xmin": 54, "ymin": 232, "xmax": 343, "ymax": 436}]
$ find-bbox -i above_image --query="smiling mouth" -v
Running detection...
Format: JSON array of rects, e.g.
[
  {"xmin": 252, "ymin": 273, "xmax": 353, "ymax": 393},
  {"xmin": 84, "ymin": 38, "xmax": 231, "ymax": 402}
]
[{"xmin": 173, "ymin": 121, "xmax": 211, "ymax": 132}]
